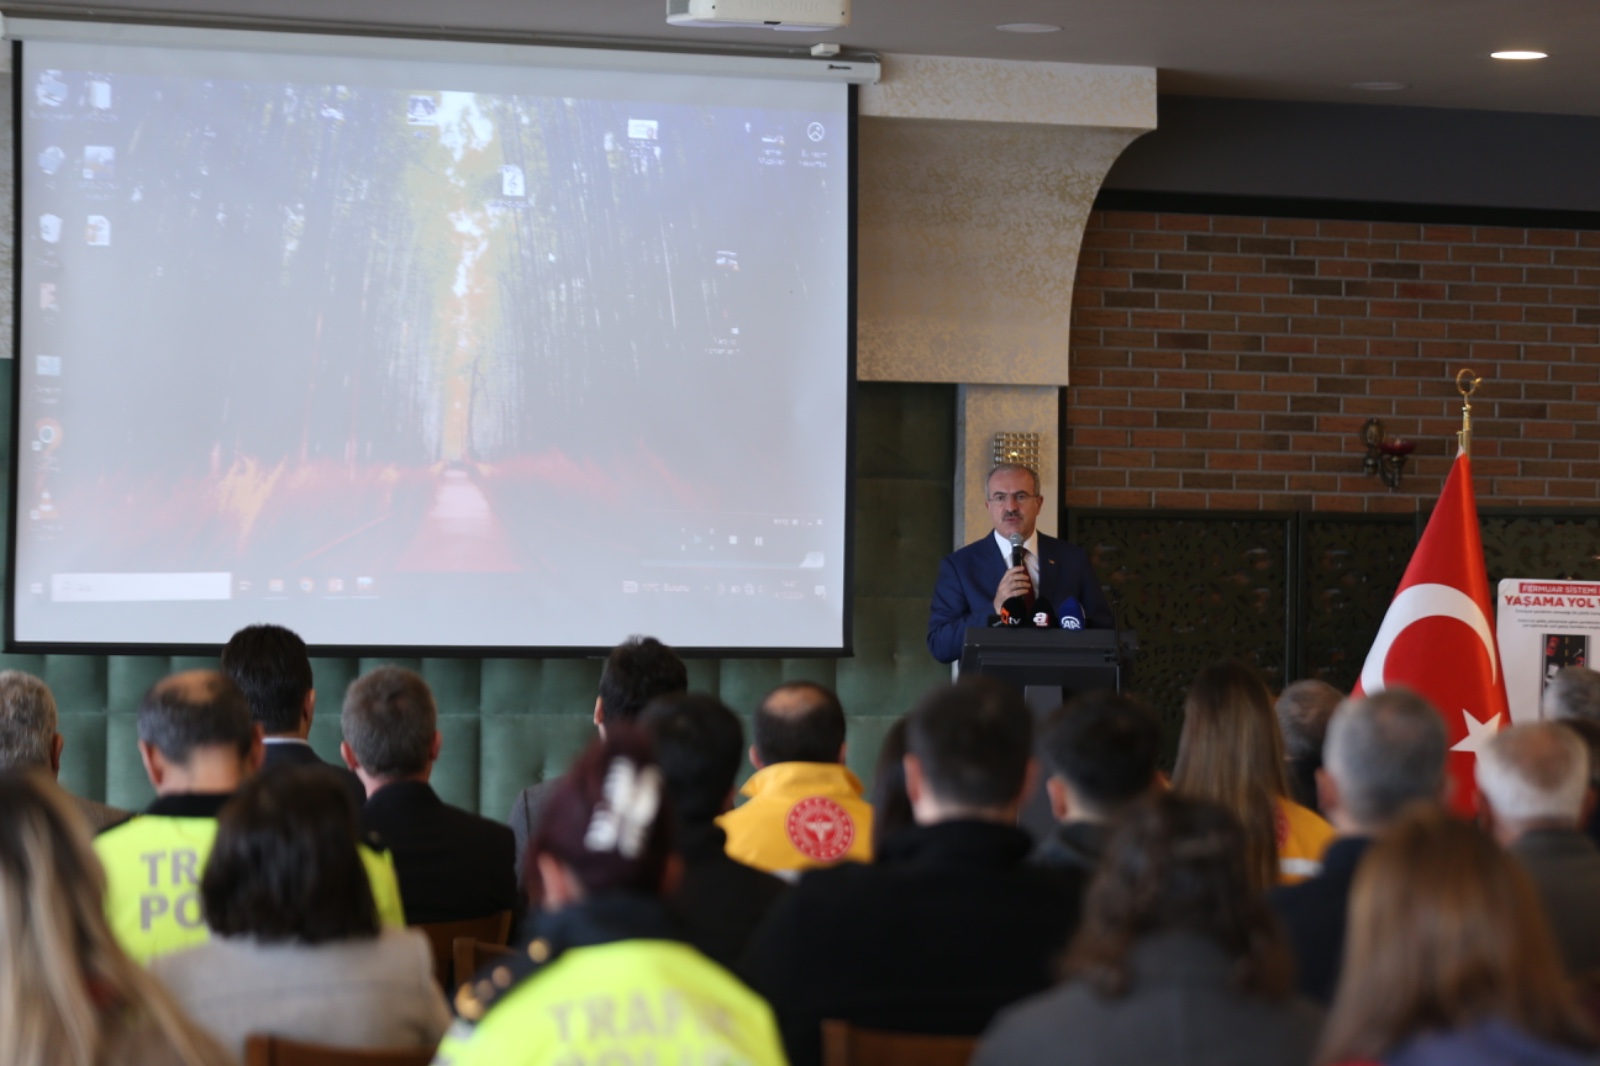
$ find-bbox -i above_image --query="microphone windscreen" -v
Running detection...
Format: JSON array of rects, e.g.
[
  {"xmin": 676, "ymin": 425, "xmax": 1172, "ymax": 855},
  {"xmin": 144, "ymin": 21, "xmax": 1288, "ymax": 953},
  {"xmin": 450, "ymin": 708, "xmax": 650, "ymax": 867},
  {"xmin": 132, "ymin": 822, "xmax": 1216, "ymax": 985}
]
[
  {"xmin": 1059, "ymin": 596, "xmax": 1086, "ymax": 630},
  {"xmin": 1030, "ymin": 598, "xmax": 1053, "ymax": 628}
]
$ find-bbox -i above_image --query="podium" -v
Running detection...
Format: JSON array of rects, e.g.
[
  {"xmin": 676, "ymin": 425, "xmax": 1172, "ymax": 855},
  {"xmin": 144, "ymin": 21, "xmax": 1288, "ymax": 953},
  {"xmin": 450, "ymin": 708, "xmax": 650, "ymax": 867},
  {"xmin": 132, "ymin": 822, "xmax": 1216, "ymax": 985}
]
[
  {"xmin": 958, "ymin": 628, "xmax": 1123, "ymax": 715},
  {"xmin": 958, "ymin": 627, "xmax": 1131, "ymax": 841}
]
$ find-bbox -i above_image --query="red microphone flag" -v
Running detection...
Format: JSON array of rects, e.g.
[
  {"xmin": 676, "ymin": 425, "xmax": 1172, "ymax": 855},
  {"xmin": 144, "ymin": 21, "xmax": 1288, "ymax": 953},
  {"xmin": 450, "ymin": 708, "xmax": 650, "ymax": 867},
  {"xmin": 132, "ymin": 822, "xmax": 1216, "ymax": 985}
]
[{"xmin": 1351, "ymin": 451, "xmax": 1508, "ymax": 816}]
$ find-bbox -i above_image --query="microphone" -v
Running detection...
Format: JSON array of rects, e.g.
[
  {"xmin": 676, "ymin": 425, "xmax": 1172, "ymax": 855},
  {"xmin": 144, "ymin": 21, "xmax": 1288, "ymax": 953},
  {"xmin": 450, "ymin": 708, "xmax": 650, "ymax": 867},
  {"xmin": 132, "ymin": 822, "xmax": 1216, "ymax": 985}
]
[
  {"xmin": 1030, "ymin": 597, "xmax": 1054, "ymax": 628},
  {"xmin": 1000, "ymin": 532, "xmax": 1032, "ymax": 620},
  {"xmin": 1058, "ymin": 596, "xmax": 1086, "ymax": 630},
  {"xmin": 1008, "ymin": 532, "xmax": 1026, "ymax": 569}
]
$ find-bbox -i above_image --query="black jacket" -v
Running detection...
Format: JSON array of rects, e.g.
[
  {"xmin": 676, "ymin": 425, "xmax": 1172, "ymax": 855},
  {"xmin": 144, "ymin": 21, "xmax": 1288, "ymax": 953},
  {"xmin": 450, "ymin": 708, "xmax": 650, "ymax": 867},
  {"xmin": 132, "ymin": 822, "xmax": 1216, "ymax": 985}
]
[
  {"xmin": 1268, "ymin": 835, "xmax": 1369, "ymax": 1004},
  {"xmin": 741, "ymin": 820, "xmax": 1087, "ymax": 1066},
  {"xmin": 261, "ymin": 739, "xmax": 367, "ymax": 810},
  {"xmin": 1031, "ymin": 820, "xmax": 1110, "ymax": 875},
  {"xmin": 361, "ymin": 780, "xmax": 519, "ymax": 928},
  {"xmin": 669, "ymin": 821, "xmax": 788, "ymax": 971}
]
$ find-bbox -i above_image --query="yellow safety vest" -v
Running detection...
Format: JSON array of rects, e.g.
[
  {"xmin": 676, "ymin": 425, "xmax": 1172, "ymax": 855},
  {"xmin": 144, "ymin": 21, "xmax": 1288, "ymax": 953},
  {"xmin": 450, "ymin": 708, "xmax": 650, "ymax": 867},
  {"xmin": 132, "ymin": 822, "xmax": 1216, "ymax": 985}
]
[
  {"xmin": 95, "ymin": 802, "xmax": 408, "ymax": 965},
  {"xmin": 717, "ymin": 762, "xmax": 874, "ymax": 875},
  {"xmin": 432, "ymin": 938, "xmax": 787, "ymax": 1066}
]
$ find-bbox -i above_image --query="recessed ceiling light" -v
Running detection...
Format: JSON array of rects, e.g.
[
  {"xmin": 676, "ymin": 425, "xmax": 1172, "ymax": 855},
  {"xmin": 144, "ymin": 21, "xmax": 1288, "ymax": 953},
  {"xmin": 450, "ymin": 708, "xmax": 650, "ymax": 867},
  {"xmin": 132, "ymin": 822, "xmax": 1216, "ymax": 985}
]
[
  {"xmin": 1491, "ymin": 50, "xmax": 1548, "ymax": 60},
  {"xmin": 1351, "ymin": 81, "xmax": 1408, "ymax": 91},
  {"xmin": 996, "ymin": 23, "xmax": 1062, "ymax": 33}
]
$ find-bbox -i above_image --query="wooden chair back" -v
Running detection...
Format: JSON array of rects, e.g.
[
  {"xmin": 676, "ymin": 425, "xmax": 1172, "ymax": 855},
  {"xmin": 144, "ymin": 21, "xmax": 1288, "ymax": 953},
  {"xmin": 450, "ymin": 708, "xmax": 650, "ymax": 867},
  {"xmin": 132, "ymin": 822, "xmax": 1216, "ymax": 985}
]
[
  {"xmin": 821, "ymin": 1020, "xmax": 977, "ymax": 1066},
  {"xmin": 243, "ymin": 1034, "xmax": 436, "ymax": 1066},
  {"xmin": 453, "ymin": 936, "xmax": 518, "ymax": 993},
  {"xmin": 412, "ymin": 911, "xmax": 513, "ymax": 991}
]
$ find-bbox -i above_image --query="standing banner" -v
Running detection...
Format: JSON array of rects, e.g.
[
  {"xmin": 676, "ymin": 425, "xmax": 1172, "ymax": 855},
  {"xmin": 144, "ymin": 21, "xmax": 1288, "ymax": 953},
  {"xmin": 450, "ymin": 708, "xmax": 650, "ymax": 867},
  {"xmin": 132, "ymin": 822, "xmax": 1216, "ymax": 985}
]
[{"xmin": 1495, "ymin": 579, "xmax": 1600, "ymax": 724}]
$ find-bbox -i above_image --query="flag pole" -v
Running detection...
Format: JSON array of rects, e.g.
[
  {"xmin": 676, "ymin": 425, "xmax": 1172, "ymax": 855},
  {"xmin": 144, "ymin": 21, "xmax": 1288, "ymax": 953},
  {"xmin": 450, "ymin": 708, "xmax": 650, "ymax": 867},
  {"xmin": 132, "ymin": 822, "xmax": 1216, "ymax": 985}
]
[{"xmin": 1456, "ymin": 368, "xmax": 1482, "ymax": 456}]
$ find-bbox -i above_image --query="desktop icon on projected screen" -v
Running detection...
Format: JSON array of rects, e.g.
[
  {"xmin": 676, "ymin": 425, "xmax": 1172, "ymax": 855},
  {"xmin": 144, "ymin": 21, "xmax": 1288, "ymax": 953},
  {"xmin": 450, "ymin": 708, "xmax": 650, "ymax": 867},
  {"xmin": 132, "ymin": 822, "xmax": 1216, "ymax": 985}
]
[
  {"xmin": 500, "ymin": 165, "xmax": 526, "ymax": 198},
  {"xmin": 628, "ymin": 119, "xmax": 659, "ymax": 140},
  {"xmin": 35, "ymin": 71, "xmax": 68, "ymax": 108},
  {"xmin": 88, "ymin": 79, "xmax": 113, "ymax": 110},
  {"xmin": 39, "ymin": 215, "xmax": 62, "ymax": 244},
  {"xmin": 85, "ymin": 217, "xmax": 111, "ymax": 247},
  {"xmin": 39, "ymin": 284, "xmax": 58, "ymax": 312},
  {"xmin": 406, "ymin": 95, "xmax": 437, "ymax": 124},
  {"xmin": 268, "ymin": 578, "xmax": 286, "ymax": 595},
  {"xmin": 82, "ymin": 146, "xmax": 114, "ymax": 180},
  {"xmin": 37, "ymin": 146, "xmax": 64, "ymax": 175},
  {"xmin": 35, "ymin": 355, "xmax": 62, "ymax": 377},
  {"xmin": 355, "ymin": 576, "xmax": 375, "ymax": 594}
]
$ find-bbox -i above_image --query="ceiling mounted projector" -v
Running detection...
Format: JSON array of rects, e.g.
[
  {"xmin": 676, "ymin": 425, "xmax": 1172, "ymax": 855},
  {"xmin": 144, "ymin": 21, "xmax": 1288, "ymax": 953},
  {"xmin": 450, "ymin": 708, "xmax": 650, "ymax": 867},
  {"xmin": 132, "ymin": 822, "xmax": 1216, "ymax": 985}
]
[{"xmin": 666, "ymin": 0, "xmax": 850, "ymax": 31}]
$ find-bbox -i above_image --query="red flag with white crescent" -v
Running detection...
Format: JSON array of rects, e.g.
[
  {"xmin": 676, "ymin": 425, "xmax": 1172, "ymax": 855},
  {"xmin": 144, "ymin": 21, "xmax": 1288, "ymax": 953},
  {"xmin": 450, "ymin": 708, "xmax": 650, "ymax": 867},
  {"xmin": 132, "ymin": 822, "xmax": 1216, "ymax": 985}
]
[{"xmin": 1351, "ymin": 451, "xmax": 1508, "ymax": 815}]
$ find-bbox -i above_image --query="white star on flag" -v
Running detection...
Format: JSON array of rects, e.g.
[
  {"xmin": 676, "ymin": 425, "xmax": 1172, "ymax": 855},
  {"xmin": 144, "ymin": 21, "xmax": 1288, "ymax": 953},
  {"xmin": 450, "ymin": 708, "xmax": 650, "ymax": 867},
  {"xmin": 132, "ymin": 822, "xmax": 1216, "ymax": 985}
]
[{"xmin": 1450, "ymin": 707, "xmax": 1504, "ymax": 756}]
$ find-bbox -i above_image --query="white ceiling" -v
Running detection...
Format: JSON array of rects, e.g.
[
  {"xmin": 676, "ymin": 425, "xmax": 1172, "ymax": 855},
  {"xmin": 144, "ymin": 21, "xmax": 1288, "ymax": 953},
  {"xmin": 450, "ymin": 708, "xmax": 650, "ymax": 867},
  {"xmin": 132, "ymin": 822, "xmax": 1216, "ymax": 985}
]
[{"xmin": 6, "ymin": 0, "xmax": 1598, "ymax": 117}]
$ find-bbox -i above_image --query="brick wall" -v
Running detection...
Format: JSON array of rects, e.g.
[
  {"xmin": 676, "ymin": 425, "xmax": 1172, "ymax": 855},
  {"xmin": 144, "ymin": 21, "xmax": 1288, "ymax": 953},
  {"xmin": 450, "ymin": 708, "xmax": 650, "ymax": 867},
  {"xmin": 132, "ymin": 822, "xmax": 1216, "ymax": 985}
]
[{"xmin": 1065, "ymin": 211, "xmax": 1600, "ymax": 512}]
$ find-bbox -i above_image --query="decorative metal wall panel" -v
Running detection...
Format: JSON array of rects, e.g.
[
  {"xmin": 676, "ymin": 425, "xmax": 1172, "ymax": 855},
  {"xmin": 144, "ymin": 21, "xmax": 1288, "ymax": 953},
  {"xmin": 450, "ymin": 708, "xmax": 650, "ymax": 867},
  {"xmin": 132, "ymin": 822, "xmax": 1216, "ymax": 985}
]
[
  {"xmin": 1073, "ymin": 512, "xmax": 1292, "ymax": 764},
  {"xmin": 1481, "ymin": 514, "xmax": 1600, "ymax": 587},
  {"xmin": 1298, "ymin": 515, "xmax": 1415, "ymax": 693}
]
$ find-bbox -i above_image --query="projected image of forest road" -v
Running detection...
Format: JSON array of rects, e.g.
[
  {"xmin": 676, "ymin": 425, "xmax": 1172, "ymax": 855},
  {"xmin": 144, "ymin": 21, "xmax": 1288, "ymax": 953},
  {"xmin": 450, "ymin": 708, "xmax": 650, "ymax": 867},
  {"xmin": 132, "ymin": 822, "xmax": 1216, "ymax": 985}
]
[{"xmin": 392, "ymin": 467, "xmax": 519, "ymax": 572}]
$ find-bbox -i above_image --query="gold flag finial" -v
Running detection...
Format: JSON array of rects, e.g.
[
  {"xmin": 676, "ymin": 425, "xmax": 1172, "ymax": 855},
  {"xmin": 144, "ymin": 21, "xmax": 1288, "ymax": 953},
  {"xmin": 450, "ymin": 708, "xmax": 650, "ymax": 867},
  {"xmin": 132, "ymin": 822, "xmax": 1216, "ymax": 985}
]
[{"xmin": 1456, "ymin": 368, "xmax": 1482, "ymax": 456}]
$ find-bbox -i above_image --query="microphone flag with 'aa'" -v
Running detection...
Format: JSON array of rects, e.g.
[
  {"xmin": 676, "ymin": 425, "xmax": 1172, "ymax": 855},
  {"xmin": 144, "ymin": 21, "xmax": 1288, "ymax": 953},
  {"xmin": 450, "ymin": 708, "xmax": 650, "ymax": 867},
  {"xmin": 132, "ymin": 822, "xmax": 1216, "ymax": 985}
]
[{"xmin": 1351, "ymin": 451, "xmax": 1508, "ymax": 816}]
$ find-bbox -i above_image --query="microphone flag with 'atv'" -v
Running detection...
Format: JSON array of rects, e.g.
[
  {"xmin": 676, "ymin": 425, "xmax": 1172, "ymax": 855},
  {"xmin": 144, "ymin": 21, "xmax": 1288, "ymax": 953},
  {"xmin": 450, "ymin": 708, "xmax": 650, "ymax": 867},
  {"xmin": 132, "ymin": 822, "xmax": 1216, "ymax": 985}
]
[{"xmin": 1351, "ymin": 451, "xmax": 1509, "ymax": 816}]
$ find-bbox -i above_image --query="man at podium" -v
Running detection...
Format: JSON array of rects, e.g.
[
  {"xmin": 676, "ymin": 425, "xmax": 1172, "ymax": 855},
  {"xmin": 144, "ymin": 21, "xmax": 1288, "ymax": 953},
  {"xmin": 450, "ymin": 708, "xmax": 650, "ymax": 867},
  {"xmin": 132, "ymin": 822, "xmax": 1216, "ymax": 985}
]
[{"xmin": 927, "ymin": 463, "xmax": 1115, "ymax": 664}]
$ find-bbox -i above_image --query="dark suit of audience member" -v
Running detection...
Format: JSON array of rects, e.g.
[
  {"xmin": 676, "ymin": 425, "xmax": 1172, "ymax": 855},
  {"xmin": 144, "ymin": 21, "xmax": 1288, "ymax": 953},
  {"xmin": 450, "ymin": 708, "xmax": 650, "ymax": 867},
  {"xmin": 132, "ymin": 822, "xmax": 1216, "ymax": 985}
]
[
  {"xmin": 639, "ymin": 693, "xmax": 788, "ymax": 971},
  {"xmin": 743, "ymin": 678, "xmax": 1085, "ymax": 1066},
  {"xmin": 507, "ymin": 637, "xmax": 688, "ymax": 890},
  {"xmin": 1031, "ymin": 692, "xmax": 1160, "ymax": 876},
  {"xmin": 1478, "ymin": 720, "xmax": 1600, "ymax": 977},
  {"xmin": 976, "ymin": 795, "xmax": 1322, "ymax": 1066},
  {"xmin": 342, "ymin": 666, "xmax": 518, "ymax": 929},
  {"xmin": 263, "ymin": 737, "xmax": 367, "ymax": 810},
  {"xmin": 1270, "ymin": 689, "xmax": 1448, "ymax": 1003},
  {"xmin": 222, "ymin": 624, "xmax": 366, "ymax": 811},
  {"xmin": 361, "ymin": 779, "xmax": 518, "ymax": 925}
]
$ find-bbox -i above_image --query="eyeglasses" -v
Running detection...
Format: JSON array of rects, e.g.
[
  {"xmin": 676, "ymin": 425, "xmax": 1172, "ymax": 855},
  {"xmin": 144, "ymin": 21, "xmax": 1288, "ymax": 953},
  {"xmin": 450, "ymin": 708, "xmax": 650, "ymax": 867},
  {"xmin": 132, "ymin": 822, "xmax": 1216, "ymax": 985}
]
[{"xmin": 988, "ymin": 492, "xmax": 1038, "ymax": 506}]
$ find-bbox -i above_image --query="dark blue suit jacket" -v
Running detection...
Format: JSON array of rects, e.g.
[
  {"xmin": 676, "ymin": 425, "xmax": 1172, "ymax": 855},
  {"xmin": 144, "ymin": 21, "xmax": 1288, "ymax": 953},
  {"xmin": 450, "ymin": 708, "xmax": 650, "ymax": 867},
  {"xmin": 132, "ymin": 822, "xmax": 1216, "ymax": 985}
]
[{"xmin": 927, "ymin": 531, "xmax": 1115, "ymax": 664}]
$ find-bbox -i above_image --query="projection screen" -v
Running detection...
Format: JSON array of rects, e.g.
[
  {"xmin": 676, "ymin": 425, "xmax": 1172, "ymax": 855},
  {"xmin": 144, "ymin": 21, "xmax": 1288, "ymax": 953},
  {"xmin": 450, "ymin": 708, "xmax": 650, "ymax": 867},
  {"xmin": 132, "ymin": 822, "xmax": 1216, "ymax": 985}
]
[{"xmin": 11, "ymin": 23, "xmax": 864, "ymax": 653}]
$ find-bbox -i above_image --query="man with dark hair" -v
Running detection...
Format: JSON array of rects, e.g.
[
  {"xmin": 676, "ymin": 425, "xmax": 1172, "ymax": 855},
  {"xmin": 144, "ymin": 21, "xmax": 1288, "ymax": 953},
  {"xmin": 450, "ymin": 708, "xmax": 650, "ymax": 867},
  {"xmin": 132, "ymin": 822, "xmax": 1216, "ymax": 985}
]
[
  {"xmin": 220, "ymin": 623, "xmax": 365, "ymax": 807},
  {"xmin": 639, "ymin": 693, "xmax": 787, "ymax": 969},
  {"xmin": 1270, "ymin": 688, "xmax": 1448, "ymax": 1002},
  {"xmin": 1543, "ymin": 665, "xmax": 1600, "ymax": 846},
  {"xmin": 95, "ymin": 670, "xmax": 403, "ymax": 966},
  {"xmin": 926, "ymin": 463, "xmax": 1114, "ymax": 664},
  {"xmin": 743, "ymin": 677, "xmax": 1086, "ymax": 1066},
  {"xmin": 507, "ymin": 635, "xmax": 688, "ymax": 888},
  {"xmin": 1276, "ymin": 678, "xmax": 1343, "ymax": 813},
  {"xmin": 1032, "ymin": 691, "xmax": 1160, "ymax": 873},
  {"xmin": 0, "ymin": 668, "xmax": 128, "ymax": 830},
  {"xmin": 718, "ymin": 681, "xmax": 873, "ymax": 874},
  {"xmin": 342, "ymin": 665, "xmax": 517, "ymax": 926}
]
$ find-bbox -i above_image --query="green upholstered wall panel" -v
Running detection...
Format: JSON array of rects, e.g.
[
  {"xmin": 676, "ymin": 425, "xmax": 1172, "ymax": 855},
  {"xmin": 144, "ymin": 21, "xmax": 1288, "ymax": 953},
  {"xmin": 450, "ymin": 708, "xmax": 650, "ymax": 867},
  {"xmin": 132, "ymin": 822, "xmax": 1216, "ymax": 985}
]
[{"xmin": 1, "ymin": 379, "xmax": 957, "ymax": 818}]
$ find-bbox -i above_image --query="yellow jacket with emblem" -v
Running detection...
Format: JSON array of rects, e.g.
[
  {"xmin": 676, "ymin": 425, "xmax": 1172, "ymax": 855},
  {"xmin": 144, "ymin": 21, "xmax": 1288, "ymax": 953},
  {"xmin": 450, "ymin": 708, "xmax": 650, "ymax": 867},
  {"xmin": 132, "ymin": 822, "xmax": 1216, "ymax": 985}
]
[
  {"xmin": 95, "ymin": 793, "xmax": 408, "ymax": 964},
  {"xmin": 433, "ymin": 895, "xmax": 786, "ymax": 1066},
  {"xmin": 716, "ymin": 762, "xmax": 873, "ymax": 875}
]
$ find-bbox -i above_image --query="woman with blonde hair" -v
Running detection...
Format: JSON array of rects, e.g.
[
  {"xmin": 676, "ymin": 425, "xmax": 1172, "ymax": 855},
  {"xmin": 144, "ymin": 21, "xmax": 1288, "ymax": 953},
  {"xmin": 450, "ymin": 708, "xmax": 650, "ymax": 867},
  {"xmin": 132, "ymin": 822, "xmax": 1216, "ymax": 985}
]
[
  {"xmin": 1319, "ymin": 806, "xmax": 1597, "ymax": 1066},
  {"xmin": 1171, "ymin": 659, "xmax": 1334, "ymax": 888},
  {"xmin": 0, "ymin": 770, "xmax": 235, "ymax": 1066}
]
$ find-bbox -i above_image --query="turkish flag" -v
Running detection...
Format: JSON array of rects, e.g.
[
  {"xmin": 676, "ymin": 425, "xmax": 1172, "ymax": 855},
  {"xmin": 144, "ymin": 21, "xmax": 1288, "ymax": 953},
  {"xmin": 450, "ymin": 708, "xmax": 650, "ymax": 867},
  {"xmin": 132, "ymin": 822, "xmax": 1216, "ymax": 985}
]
[{"xmin": 1351, "ymin": 451, "xmax": 1508, "ymax": 816}]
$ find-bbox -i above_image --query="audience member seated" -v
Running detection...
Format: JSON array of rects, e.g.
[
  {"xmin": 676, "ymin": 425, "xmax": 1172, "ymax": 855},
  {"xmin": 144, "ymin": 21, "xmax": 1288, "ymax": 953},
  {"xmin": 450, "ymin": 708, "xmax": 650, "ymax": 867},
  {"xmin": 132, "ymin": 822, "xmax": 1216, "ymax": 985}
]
[
  {"xmin": 507, "ymin": 635, "xmax": 687, "ymax": 889},
  {"xmin": 638, "ymin": 692, "xmax": 787, "ymax": 970},
  {"xmin": 1476, "ymin": 721, "xmax": 1600, "ymax": 977},
  {"xmin": 95, "ymin": 670, "xmax": 266, "ymax": 964},
  {"xmin": 221, "ymin": 622, "xmax": 365, "ymax": 808},
  {"xmin": 866, "ymin": 716, "xmax": 913, "ymax": 860},
  {"xmin": 342, "ymin": 666, "xmax": 518, "ymax": 927},
  {"xmin": 96, "ymin": 670, "xmax": 405, "ymax": 964},
  {"xmin": 1172, "ymin": 660, "xmax": 1334, "ymax": 887},
  {"xmin": 1317, "ymin": 806, "xmax": 1597, "ymax": 1066},
  {"xmin": 152, "ymin": 766, "xmax": 451, "ymax": 1060},
  {"xmin": 0, "ymin": 771, "xmax": 233, "ymax": 1066},
  {"xmin": 1276, "ymin": 679, "xmax": 1343, "ymax": 814},
  {"xmin": 1270, "ymin": 688, "xmax": 1447, "ymax": 1005},
  {"xmin": 1032, "ymin": 691, "xmax": 1161, "ymax": 875},
  {"xmin": 741, "ymin": 677, "xmax": 1086, "ymax": 1066},
  {"xmin": 974, "ymin": 793, "xmax": 1322, "ymax": 1066},
  {"xmin": 0, "ymin": 668, "xmax": 128, "ymax": 831},
  {"xmin": 435, "ymin": 730, "xmax": 787, "ymax": 1066},
  {"xmin": 1543, "ymin": 665, "xmax": 1600, "ymax": 848},
  {"xmin": 718, "ymin": 681, "xmax": 873, "ymax": 875}
]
